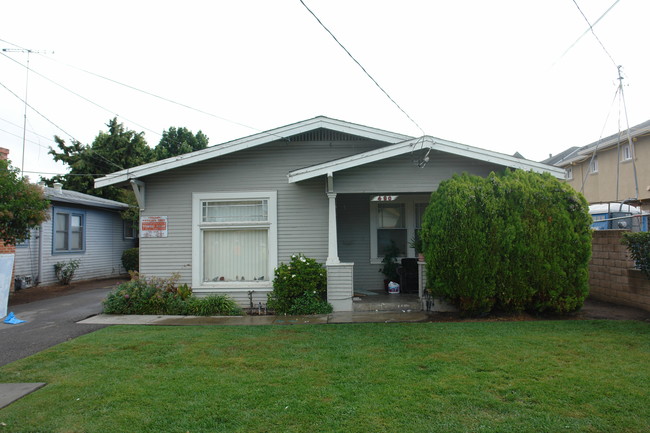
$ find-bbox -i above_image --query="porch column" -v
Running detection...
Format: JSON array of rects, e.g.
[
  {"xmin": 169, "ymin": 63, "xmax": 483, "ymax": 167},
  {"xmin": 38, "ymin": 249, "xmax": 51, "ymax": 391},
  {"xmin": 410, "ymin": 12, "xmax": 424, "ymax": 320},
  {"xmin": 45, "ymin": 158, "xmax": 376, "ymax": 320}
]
[{"xmin": 326, "ymin": 192, "xmax": 340, "ymax": 265}]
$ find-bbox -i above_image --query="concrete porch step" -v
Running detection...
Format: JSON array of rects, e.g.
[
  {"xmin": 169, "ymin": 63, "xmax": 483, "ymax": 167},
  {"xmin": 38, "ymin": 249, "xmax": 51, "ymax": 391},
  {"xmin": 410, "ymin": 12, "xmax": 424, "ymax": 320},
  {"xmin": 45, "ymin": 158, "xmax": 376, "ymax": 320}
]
[{"xmin": 352, "ymin": 294, "xmax": 422, "ymax": 312}]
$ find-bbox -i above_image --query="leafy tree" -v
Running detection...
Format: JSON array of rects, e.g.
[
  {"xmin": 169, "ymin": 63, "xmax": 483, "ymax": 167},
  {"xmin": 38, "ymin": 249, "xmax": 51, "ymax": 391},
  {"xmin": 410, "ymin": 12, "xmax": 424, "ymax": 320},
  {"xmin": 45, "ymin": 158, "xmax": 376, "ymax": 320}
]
[
  {"xmin": 46, "ymin": 118, "xmax": 153, "ymax": 202},
  {"xmin": 153, "ymin": 127, "xmax": 208, "ymax": 160},
  {"xmin": 0, "ymin": 159, "xmax": 49, "ymax": 245}
]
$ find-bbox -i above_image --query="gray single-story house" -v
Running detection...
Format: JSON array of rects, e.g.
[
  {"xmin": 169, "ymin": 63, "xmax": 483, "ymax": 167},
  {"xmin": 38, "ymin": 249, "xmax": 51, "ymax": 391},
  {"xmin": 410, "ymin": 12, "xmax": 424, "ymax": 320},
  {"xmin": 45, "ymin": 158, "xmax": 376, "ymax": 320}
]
[
  {"xmin": 14, "ymin": 184, "xmax": 137, "ymax": 287},
  {"xmin": 95, "ymin": 116, "xmax": 563, "ymax": 311}
]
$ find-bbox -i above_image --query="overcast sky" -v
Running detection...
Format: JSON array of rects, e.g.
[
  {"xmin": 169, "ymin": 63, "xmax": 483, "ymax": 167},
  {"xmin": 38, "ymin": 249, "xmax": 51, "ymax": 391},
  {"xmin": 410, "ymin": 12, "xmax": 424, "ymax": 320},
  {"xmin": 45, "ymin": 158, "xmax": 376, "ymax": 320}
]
[{"xmin": 1, "ymin": 0, "xmax": 648, "ymax": 180}]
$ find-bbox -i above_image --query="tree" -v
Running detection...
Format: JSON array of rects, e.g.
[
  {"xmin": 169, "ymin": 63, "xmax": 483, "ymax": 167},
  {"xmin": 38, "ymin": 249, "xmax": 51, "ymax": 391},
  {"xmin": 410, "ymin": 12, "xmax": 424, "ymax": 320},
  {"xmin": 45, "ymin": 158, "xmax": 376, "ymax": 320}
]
[
  {"xmin": 153, "ymin": 127, "xmax": 208, "ymax": 160},
  {"xmin": 47, "ymin": 118, "xmax": 153, "ymax": 202},
  {"xmin": 0, "ymin": 159, "xmax": 49, "ymax": 245}
]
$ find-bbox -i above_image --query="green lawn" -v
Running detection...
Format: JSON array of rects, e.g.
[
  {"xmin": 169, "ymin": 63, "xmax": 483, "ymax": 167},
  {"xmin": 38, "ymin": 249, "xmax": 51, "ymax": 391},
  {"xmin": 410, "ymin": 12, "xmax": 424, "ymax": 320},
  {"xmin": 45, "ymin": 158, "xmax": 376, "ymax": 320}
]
[{"xmin": 0, "ymin": 320, "xmax": 648, "ymax": 433}]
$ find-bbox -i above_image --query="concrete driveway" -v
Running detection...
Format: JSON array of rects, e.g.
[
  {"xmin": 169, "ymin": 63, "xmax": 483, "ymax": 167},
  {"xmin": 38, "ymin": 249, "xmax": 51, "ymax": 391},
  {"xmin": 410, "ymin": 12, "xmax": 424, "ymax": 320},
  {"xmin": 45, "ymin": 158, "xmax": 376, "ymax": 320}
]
[{"xmin": 0, "ymin": 286, "xmax": 112, "ymax": 367}]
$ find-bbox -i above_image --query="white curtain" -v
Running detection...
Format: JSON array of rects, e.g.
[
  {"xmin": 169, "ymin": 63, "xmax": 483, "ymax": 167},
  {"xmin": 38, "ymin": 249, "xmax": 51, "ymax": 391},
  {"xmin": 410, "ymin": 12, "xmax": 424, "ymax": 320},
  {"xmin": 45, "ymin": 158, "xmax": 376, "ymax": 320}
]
[{"xmin": 203, "ymin": 229, "xmax": 268, "ymax": 282}]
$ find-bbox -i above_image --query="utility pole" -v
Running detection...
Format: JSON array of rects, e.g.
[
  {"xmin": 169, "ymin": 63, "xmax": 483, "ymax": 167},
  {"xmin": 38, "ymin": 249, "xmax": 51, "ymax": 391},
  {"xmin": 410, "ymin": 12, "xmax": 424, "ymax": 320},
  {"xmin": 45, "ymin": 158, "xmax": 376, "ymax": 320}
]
[{"xmin": 1, "ymin": 48, "xmax": 49, "ymax": 176}]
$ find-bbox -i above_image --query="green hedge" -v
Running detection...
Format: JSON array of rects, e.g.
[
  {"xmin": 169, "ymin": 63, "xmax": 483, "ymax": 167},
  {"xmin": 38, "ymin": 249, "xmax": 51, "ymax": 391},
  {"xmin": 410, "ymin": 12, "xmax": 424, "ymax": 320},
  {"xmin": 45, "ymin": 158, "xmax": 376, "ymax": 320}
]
[
  {"xmin": 121, "ymin": 248, "xmax": 139, "ymax": 272},
  {"xmin": 421, "ymin": 170, "xmax": 592, "ymax": 316}
]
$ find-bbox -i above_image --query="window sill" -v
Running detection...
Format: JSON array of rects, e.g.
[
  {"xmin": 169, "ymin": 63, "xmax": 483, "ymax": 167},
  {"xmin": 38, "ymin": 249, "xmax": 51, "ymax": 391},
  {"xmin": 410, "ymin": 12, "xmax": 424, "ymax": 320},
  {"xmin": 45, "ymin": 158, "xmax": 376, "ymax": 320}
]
[{"xmin": 195, "ymin": 281, "xmax": 273, "ymax": 291}]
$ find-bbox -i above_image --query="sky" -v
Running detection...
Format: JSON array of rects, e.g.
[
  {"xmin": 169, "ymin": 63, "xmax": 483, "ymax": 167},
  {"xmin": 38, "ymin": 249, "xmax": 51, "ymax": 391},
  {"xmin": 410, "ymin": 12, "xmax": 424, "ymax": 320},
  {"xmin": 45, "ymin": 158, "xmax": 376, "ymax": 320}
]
[{"xmin": 1, "ymin": 0, "xmax": 648, "ymax": 181}]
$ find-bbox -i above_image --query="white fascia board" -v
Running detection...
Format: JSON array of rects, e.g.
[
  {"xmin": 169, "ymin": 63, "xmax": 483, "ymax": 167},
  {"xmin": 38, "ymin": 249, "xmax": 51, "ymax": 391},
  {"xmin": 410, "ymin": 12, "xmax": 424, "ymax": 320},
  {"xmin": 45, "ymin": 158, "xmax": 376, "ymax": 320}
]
[
  {"xmin": 288, "ymin": 136, "xmax": 564, "ymax": 183},
  {"xmin": 95, "ymin": 116, "xmax": 412, "ymax": 188}
]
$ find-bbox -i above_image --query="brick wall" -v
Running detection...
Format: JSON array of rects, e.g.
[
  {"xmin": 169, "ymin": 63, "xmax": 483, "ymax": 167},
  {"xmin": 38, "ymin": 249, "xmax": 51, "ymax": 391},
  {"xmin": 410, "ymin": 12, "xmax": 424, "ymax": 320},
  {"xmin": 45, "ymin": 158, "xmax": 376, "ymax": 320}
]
[{"xmin": 589, "ymin": 230, "xmax": 650, "ymax": 312}]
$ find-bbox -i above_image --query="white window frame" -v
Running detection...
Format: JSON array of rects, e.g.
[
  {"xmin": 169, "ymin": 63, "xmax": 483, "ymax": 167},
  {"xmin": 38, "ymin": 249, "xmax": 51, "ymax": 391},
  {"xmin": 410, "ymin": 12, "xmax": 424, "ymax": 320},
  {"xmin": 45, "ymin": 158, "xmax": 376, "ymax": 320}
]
[
  {"xmin": 192, "ymin": 191, "xmax": 277, "ymax": 290},
  {"xmin": 590, "ymin": 155, "xmax": 599, "ymax": 173},
  {"xmin": 369, "ymin": 195, "xmax": 429, "ymax": 264},
  {"xmin": 621, "ymin": 144, "xmax": 633, "ymax": 161}
]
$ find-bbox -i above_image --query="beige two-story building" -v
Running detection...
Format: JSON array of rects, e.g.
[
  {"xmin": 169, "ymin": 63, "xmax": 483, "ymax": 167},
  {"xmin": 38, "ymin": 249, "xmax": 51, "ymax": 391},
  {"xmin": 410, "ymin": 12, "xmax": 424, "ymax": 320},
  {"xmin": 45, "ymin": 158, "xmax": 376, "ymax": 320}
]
[{"xmin": 544, "ymin": 120, "xmax": 650, "ymax": 212}]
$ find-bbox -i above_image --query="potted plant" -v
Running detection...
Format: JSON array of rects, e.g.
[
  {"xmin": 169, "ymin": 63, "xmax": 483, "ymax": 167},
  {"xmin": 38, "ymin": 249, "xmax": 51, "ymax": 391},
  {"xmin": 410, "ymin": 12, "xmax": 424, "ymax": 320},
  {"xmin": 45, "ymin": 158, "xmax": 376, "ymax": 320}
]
[
  {"xmin": 409, "ymin": 234, "xmax": 425, "ymax": 261},
  {"xmin": 379, "ymin": 240, "xmax": 400, "ymax": 291}
]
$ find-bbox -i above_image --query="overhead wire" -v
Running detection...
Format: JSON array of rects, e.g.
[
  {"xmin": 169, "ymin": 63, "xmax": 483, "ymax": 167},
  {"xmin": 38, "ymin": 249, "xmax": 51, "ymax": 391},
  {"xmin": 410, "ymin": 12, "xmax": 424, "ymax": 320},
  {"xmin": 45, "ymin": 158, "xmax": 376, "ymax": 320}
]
[
  {"xmin": 297, "ymin": 0, "xmax": 426, "ymax": 137},
  {"xmin": 0, "ymin": 51, "xmax": 161, "ymax": 137},
  {"xmin": 0, "ymin": 79, "xmax": 126, "ymax": 172},
  {"xmin": 570, "ymin": 0, "xmax": 618, "ymax": 68},
  {"xmin": 34, "ymin": 52, "xmax": 290, "ymax": 142},
  {"xmin": 553, "ymin": 0, "xmax": 621, "ymax": 67}
]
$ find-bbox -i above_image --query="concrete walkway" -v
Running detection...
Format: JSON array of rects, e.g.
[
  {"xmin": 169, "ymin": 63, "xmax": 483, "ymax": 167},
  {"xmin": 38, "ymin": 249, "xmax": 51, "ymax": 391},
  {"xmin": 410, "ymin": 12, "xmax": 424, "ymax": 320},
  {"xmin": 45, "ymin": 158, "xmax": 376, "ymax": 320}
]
[{"xmin": 79, "ymin": 310, "xmax": 432, "ymax": 326}]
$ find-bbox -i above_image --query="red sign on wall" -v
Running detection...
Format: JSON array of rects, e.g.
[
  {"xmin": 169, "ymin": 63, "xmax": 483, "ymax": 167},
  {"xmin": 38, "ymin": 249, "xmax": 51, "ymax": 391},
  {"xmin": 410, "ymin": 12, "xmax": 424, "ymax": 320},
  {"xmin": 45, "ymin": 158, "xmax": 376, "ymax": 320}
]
[{"xmin": 140, "ymin": 216, "xmax": 168, "ymax": 238}]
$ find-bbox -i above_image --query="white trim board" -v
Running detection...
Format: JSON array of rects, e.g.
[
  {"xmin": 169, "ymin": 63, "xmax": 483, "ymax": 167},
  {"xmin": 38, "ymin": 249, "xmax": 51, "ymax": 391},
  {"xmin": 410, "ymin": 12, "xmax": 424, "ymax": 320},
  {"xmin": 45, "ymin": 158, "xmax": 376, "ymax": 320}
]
[
  {"xmin": 287, "ymin": 136, "xmax": 564, "ymax": 183},
  {"xmin": 95, "ymin": 116, "xmax": 412, "ymax": 188}
]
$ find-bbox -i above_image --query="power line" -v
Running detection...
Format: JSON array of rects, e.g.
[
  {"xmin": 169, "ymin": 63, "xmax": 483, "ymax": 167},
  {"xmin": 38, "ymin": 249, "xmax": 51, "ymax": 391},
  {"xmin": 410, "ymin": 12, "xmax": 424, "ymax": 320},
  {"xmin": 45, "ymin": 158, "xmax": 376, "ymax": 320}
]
[
  {"xmin": 570, "ymin": 0, "xmax": 618, "ymax": 68},
  {"xmin": 298, "ymin": 0, "xmax": 425, "ymax": 136},
  {"xmin": 35, "ymin": 52, "xmax": 290, "ymax": 142},
  {"xmin": 554, "ymin": 0, "xmax": 621, "ymax": 66},
  {"xmin": 0, "ymin": 79, "xmax": 125, "ymax": 172},
  {"xmin": 0, "ymin": 51, "xmax": 161, "ymax": 137},
  {"xmin": 0, "ymin": 79, "xmax": 79, "ymax": 142}
]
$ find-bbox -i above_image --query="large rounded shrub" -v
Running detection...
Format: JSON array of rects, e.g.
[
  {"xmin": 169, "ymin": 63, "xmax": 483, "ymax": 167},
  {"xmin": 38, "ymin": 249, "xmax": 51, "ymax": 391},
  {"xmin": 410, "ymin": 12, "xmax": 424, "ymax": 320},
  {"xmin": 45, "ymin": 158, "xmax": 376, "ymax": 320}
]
[{"xmin": 421, "ymin": 170, "xmax": 592, "ymax": 315}]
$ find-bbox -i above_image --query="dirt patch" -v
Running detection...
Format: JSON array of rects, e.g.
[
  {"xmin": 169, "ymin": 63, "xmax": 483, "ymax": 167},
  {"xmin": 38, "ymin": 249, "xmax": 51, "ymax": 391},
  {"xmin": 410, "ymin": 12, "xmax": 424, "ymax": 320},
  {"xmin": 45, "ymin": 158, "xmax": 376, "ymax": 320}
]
[{"xmin": 8, "ymin": 276, "xmax": 129, "ymax": 306}]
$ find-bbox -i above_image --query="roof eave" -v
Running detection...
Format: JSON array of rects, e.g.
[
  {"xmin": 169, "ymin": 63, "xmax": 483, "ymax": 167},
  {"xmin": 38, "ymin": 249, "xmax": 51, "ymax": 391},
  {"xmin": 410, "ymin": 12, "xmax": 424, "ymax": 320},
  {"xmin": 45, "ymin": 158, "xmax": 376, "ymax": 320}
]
[
  {"xmin": 288, "ymin": 136, "xmax": 564, "ymax": 182},
  {"xmin": 95, "ymin": 116, "xmax": 414, "ymax": 188}
]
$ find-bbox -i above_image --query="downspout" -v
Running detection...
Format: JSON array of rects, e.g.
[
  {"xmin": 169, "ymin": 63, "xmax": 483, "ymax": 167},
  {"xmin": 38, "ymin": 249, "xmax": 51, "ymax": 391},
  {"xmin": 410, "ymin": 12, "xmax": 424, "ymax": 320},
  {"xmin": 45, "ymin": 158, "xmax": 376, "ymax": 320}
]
[{"xmin": 36, "ymin": 223, "xmax": 43, "ymax": 285}]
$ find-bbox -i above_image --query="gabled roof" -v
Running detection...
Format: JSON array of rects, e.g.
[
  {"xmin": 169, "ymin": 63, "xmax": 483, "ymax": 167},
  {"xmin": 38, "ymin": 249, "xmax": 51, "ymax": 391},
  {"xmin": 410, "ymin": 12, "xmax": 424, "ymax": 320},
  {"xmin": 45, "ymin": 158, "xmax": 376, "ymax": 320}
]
[
  {"xmin": 542, "ymin": 146, "xmax": 580, "ymax": 166},
  {"xmin": 95, "ymin": 116, "xmax": 413, "ymax": 188},
  {"xmin": 548, "ymin": 119, "xmax": 650, "ymax": 167},
  {"xmin": 287, "ymin": 136, "xmax": 564, "ymax": 182},
  {"xmin": 44, "ymin": 186, "xmax": 129, "ymax": 210}
]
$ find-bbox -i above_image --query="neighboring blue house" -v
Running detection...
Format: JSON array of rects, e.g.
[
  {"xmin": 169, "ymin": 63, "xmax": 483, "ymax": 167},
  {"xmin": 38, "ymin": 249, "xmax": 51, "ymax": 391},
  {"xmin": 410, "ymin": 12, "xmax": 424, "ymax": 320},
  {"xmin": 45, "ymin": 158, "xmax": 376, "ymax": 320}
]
[{"xmin": 13, "ymin": 183, "xmax": 136, "ymax": 287}]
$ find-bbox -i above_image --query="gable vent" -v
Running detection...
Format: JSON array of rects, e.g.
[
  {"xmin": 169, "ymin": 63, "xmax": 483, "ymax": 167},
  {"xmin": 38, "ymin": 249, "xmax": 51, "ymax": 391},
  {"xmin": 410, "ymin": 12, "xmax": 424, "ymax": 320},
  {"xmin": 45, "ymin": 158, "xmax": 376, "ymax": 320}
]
[{"xmin": 290, "ymin": 128, "xmax": 365, "ymax": 142}]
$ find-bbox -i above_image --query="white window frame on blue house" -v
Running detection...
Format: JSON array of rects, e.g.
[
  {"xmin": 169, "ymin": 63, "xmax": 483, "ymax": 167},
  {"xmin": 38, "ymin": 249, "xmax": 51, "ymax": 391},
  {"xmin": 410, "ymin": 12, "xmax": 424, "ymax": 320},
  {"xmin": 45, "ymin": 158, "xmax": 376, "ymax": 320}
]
[{"xmin": 53, "ymin": 208, "xmax": 86, "ymax": 253}]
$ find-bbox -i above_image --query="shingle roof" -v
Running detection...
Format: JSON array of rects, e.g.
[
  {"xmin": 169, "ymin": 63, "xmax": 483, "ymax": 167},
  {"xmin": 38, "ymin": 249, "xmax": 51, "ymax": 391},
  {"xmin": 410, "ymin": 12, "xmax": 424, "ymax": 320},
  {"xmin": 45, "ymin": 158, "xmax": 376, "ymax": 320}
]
[{"xmin": 44, "ymin": 186, "xmax": 129, "ymax": 210}]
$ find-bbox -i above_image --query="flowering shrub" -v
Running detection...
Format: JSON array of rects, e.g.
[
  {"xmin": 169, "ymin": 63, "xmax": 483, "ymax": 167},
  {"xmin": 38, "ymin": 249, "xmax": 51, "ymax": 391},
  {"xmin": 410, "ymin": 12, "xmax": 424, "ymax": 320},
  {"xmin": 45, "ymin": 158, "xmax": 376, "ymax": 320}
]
[
  {"xmin": 102, "ymin": 272, "xmax": 241, "ymax": 316},
  {"xmin": 267, "ymin": 254, "xmax": 331, "ymax": 315},
  {"xmin": 54, "ymin": 259, "xmax": 80, "ymax": 285}
]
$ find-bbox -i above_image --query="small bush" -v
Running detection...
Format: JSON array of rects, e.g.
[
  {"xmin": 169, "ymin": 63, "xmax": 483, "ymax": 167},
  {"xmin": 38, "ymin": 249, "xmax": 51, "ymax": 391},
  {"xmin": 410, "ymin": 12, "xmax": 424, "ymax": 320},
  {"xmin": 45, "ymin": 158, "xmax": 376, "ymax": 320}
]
[
  {"xmin": 103, "ymin": 273, "xmax": 241, "ymax": 316},
  {"xmin": 121, "ymin": 248, "xmax": 139, "ymax": 272},
  {"xmin": 54, "ymin": 259, "xmax": 80, "ymax": 285},
  {"xmin": 267, "ymin": 254, "xmax": 331, "ymax": 315},
  {"xmin": 621, "ymin": 232, "xmax": 650, "ymax": 278}
]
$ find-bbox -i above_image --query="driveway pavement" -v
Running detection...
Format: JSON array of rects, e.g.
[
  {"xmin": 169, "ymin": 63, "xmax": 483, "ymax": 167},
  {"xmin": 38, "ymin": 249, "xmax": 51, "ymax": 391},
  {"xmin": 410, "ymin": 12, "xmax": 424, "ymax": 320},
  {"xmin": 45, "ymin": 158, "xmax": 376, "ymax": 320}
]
[{"xmin": 0, "ymin": 286, "xmax": 113, "ymax": 367}]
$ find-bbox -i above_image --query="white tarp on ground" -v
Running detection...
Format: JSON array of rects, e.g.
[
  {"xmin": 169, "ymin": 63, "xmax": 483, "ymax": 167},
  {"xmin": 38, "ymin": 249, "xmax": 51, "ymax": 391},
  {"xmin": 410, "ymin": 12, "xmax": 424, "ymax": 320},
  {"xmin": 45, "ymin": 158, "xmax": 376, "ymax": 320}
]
[{"xmin": 0, "ymin": 254, "xmax": 15, "ymax": 319}]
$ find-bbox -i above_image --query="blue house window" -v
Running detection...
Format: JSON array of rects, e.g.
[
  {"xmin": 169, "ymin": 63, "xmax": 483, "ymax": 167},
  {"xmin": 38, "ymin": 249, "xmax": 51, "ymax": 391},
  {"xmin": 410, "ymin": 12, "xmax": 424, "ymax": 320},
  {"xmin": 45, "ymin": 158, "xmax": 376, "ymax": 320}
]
[{"xmin": 54, "ymin": 209, "xmax": 85, "ymax": 252}]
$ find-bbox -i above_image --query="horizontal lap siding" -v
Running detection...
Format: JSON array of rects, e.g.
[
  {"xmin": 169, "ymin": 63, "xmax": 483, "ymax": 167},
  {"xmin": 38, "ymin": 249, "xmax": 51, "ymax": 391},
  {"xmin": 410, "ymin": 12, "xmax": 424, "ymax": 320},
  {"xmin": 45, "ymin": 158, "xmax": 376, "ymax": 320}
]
[
  {"xmin": 34, "ymin": 206, "xmax": 135, "ymax": 286},
  {"xmin": 140, "ymin": 139, "xmax": 385, "ymax": 288}
]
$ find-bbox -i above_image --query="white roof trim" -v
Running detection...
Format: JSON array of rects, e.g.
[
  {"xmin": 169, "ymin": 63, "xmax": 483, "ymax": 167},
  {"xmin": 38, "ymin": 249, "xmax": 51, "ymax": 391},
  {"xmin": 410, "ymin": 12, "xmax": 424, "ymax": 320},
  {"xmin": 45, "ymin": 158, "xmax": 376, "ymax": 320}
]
[
  {"xmin": 287, "ymin": 136, "xmax": 564, "ymax": 182},
  {"xmin": 95, "ymin": 116, "xmax": 413, "ymax": 188}
]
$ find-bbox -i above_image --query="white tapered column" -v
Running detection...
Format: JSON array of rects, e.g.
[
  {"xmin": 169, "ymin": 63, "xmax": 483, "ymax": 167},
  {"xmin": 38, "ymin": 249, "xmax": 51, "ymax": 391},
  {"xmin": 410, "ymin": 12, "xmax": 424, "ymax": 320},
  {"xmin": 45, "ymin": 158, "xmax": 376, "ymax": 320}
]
[{"xmin": 326, "ymin": 192, "xmax": 340, "ymax": 265}]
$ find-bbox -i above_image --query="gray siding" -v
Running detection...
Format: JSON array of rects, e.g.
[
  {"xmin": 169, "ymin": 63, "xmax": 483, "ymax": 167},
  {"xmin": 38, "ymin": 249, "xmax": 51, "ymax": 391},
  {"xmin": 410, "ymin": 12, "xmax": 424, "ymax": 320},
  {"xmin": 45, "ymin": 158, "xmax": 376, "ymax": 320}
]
[
  {"xmin": 138, "ymin": 135, "xmax": 515, "ymax": 305},
  {"xmin": 333, "ymin": 150, "xmax": 503, "ymax": 193},
  {"xmin": 14, "ymin": 205, "xmax": 135, "ymax": 286},
  {"xmin": 140, "ymin": 139, "xmax": 387, "ymax": 288},
  {"xmin": 327, "ymin": 263, "xmax": 354, "ymax": 312}
]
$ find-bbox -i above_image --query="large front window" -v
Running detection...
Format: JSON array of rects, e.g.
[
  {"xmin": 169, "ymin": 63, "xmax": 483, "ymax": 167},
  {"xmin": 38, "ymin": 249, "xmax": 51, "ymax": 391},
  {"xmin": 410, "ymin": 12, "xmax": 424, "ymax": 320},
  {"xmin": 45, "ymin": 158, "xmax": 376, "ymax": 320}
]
[{"xmin": 192, "ymin": 192, "xmax": 277, "ymax": 287}]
